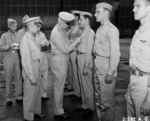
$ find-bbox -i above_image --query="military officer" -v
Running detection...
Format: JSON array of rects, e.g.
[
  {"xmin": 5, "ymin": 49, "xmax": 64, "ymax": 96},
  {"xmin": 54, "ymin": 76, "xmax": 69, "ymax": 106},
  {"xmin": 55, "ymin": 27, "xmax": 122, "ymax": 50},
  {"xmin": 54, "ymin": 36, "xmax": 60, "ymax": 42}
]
[
  {"xmin": 50, "ymin": 12, "xmax": 81, "ymax": 119},
  {"xmin": 20, "ymin": 17, "xmax": 46, "ymax": 121},
  {"xmin": 0, "ymin": 19, "xmax": 23, "ymax": 105},
  {"xmin": 76, "ymin": 11, "xmax": 95, "ymax": 116},
  {"xmin": 126, "ymin": 0, "xmax": 150, "ymax": 120},
  {"xmin": 94, "ymin": 2, "xmax": 120, "ymax": 121},
  {"xmin": 35, "ymin": 20, "xmax": 50, "ymax": 100},
  {"xmin": 18, "ymin": 15, "xmax": 29, "ymax": 38},
  {"xmin": 69, "ymin": 10, "xmax": 82, "ymax": 101}
]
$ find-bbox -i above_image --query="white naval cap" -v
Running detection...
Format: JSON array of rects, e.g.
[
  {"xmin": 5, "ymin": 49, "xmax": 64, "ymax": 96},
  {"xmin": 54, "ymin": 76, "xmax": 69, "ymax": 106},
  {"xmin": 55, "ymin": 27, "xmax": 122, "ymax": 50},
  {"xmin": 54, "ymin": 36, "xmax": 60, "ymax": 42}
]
[
  {"xmin": 96, "ymin": 2, "xmax": 113, "ymax": 11},
  {"xmin": 71, "ymin": 10, "xmax": 81, "ymax": 15},
  {"xmin": 80, "ymin": 11, "xmax": 93, "ymax": 17},
  {"xmin": 7, "ymin": 18, "xmax": 17, "ymax": 27},
  {"xmin": 59, "ymin": 11, "xmax": 74, "ymax": 23},
  {"xmin": 23, "ymin": 16, "xmax": 40, "ymax": 24}
]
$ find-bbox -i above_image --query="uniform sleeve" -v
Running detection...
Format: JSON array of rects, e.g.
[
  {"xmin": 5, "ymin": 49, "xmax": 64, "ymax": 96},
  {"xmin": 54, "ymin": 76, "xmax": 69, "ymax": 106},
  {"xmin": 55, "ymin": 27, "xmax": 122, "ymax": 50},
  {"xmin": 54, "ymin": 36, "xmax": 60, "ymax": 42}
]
[
  {"xmin": 108, "ymin": 27, "xmax": 120, "ymax": 75},
  {"xmin": 85, "ymin": 31, "xmax": 95, "ymax": 67},
  {"xmin": 20, "ymin": 39, "xmax": 34, "ymax": 80},
  {"xmin": 0, "ymin": 34, "xmax": 10, "ymax": 52},
  {"xmin": 42, "ymin": 33, "xmax": 49, "ymax": 46}
]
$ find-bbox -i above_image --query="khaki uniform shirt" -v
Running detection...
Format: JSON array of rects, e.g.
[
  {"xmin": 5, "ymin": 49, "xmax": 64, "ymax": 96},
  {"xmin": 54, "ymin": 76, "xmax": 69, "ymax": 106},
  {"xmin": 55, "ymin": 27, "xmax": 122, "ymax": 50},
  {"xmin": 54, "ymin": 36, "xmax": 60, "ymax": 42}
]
[
  {"xmin": 0, "ymin": 30, "xmax": 21, "ymax": 51},
  {"xmin": 20, "ymin": 32, "xmax": 41, "ymax": 80},
  {"xmin": 18, "ymin": 27, "xmax": 26, "ymax": 38},
  {"xmin": 93, "ymin": 21, "xmax": 120, "ymax": 75},
  {"xmin": 50, "ymin": 23, "xmax": 71, "ymax": 55},
  {"xmin": 130, "ymin": 23, "xmax": 150, "ymax": 73},
  {"xmin": 77, "ymin": 26, "xmax": 95, "ymax": 66}
]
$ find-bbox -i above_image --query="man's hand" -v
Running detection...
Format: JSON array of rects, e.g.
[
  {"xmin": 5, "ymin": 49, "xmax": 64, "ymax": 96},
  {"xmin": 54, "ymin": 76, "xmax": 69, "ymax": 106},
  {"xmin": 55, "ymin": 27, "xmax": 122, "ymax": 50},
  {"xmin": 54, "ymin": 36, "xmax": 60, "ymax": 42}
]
[
  {"xmin": 30, "ymin": 79, "xmax": 37, "ymax": 86},
  {"xmin": 76, "ymin": 37, "xmax": 81, "ymax": 44},
  {"xmin": 45, "ymin": 41, "xmax": 50, "ymax": 46},
  {"xmin": 82, "ymin": 66, "xmax": 89, "ymax": 76},
  {"xmin": 141, "ymin": 100, "xmax": 150, "ymax": 116},
  {"xmin": 105, "ymin": 74, "xmax": 113, "ymax": 84}
]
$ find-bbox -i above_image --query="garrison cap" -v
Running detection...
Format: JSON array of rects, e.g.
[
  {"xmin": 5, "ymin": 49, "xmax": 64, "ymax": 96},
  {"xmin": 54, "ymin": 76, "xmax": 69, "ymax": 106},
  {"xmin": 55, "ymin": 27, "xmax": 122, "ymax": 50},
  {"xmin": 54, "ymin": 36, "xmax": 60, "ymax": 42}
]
[
  {"xmin": 96, "ymin": 2, "xmax": 112, "ymax": 11},
  {"xmin": 71, "ymin": 10, "xmax": 80, "ymax": 15},
  {"xmin": 7, "ymin": 19, "xmax": 17, "ymax": 27},
  {"xmin": 59, "ymin": 12, "xmax": 74, "ymax": 23},
  {"xmin": 80, "ymin": 11, "xmax": 93, "ymax": 17},
  {"xmin": 23, "ymin": 16, "xmax": 40, "ymax": 24},
  {"xmin": 22, "ymin": 15, "xmax": 29, "ymax": 22}
]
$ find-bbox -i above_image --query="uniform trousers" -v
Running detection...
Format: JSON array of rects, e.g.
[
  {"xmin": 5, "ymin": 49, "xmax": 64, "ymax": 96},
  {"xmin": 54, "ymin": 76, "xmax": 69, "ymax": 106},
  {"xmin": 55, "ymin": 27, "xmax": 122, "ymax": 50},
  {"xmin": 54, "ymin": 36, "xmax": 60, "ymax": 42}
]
[
  {"xmin": 41, "ymin": 52, "xmax": 49, "ymax": 98},
  {"xmin": 70, "ymin": 51, "xmax": 81, "ymax": 97},
  {"xmin": 126, "ymin": 74, "xmax": 150, "ymax": 121},
  {"xmin": 77, "ymin": 54, "xmax": 94, "ymax": 110},
  {"xmin": 94, "ymin": 56, "xmax": 116, "ymax": 121},
  {"xmin": 23, "ymin": 61, "xmax": 42, "ymax": 120},
  {"xmin": 51, "ymin": 54, "xmax": 69, "ymax": 115},
  {"xmin": 3, "ymin": 52, "xmax": 22, "ymax": 101}
]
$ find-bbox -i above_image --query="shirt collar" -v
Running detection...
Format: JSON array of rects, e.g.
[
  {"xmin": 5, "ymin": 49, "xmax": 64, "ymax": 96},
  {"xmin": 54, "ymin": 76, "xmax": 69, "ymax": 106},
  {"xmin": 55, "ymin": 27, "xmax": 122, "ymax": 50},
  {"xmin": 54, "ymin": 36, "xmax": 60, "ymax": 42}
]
[
  {"xmin": 8, "ymin": 30, "xmax": 16, "ymax": 35},
  {"xmin": 26, "ymin": 32, "xmax": 35, "ymax": 40},
  {"xmin": 139, "ymin": 22, "xmax": 150, "ymax": 33}
]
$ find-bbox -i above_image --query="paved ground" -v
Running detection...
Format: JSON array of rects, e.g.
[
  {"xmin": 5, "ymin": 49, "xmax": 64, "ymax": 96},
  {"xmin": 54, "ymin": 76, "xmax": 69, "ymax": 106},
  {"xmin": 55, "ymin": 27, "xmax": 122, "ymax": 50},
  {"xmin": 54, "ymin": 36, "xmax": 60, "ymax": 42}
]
[{"xmin": 0, "ymin": 38, "xmax": 132, "ymax": 121}]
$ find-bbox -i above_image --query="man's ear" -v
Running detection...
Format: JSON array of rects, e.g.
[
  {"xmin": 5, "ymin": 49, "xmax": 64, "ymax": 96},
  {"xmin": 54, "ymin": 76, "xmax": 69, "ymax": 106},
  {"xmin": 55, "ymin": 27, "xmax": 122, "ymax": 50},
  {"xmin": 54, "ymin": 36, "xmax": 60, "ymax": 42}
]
[{"xmin": 147, "ymin": 3, "xmax": 150, "ymax": 12}]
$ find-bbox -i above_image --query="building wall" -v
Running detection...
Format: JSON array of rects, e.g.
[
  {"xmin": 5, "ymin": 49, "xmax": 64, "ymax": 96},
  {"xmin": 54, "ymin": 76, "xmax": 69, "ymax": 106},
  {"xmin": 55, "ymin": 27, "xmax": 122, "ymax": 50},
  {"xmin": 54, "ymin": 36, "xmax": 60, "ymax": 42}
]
[{"xmin": 0, "ymin": 0, "xmax": 138, "ymax": 38}]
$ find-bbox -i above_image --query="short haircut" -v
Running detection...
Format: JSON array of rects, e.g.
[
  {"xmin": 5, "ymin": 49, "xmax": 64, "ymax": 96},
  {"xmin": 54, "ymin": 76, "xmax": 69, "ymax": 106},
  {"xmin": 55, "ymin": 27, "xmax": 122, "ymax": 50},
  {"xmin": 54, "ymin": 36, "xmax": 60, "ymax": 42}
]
[
  {"xmin": 74, "ymin": 13, "xmax": 80, "ymax": 19},
  {"xmin": 83, "ymin": 15, "xmax": 92, "ymax": 25}
]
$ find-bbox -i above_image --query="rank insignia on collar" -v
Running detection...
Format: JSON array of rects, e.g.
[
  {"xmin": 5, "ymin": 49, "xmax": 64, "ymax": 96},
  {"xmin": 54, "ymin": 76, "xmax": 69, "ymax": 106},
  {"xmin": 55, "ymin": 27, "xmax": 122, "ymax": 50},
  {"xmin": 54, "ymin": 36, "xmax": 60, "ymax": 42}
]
[{"xmin": 140, "ymin": 40, "xmax": 147, "ymax": 43}]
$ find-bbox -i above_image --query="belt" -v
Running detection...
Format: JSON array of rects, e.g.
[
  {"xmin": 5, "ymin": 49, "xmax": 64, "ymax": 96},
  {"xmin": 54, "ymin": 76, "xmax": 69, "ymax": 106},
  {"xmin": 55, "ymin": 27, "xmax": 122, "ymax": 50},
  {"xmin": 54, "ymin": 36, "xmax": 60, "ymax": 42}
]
[
  {"xmin": 8, "ymin": 50, "xmax": 19, "ymax": 53},
  {"xmin": 76, "ymin": 51, "xmax": 85, "ymax": 55},
  {"xmin": 130, "ymin": 69, "xmax": 149, "ymax": 77},
  {"xmin": 31, "ymin": 59, "xmax": 40, "ymax": 63}
]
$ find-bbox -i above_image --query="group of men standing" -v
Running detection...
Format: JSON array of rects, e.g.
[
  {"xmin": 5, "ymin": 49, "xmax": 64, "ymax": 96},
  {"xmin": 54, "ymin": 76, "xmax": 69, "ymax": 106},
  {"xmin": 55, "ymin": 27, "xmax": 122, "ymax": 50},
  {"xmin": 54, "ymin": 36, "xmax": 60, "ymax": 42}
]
[
  {"xmin": 0, "ymin": 0, "xmax": 150, "ymax": 121},
  {"xmin": 50, "ymin": 2, "xmax": 120, "ymax": 121}
]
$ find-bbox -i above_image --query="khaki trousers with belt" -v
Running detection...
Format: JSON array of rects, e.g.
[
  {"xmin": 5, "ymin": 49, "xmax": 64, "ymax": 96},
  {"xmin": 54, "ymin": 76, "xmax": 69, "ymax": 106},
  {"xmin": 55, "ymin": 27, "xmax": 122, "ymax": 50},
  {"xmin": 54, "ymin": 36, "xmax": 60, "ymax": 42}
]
[
  {"xmin": 23, "ymin": 61, "xmax": 42, "ymax": 120},
  {"xmin": 70, "ymin": 51, "xmax": 81, "ymax": 97},
  {"xmin": 3, "ymin": 51, "xmax": 22, "ymax": 101},
  {"xmin": 94, "ymin": 56, "xmax": 116, "ymax": 121},
  {"xmin": 41, "ymin": 52, "xmax": 49, "ymax": 98},
  {"xmin": 77, "ymin": 54, "xmax": 94, "ymax": 110},
  {"xmin": 51, "ymin": 54, "xmax": 69, "ymax": 115},
  {"xmin": 126, "ymin": 74, "xmax": 150, "ymax": 121}
]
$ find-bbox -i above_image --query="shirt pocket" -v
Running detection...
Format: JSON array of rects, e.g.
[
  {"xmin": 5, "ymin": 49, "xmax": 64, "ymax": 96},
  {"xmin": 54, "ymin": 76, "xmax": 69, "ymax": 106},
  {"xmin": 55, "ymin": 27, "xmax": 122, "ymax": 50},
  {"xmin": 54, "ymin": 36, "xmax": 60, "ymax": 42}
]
[{"xmin": 30, "ymin": 46, "xmax": 39, "ymax": 60}]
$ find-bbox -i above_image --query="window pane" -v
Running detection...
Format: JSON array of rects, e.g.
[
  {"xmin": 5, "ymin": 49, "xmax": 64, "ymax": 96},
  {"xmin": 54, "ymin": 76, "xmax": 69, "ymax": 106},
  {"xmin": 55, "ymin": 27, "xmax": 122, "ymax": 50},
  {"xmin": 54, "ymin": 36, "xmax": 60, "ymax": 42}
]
[
  {"xmin": 1, "ymin": 6, "xmax": 6, "ymax": 16},
  {"xmin": 5, "ymin": 0, "xmax": 11, "ymax": 5},
  {"xmin": 43, "ymin": 6, "xmax": 48, "ymax": 15},
  {"xmin": 55, "ymin": 0, "xmax": 60, "ymax": 5},
  {"xmin": 12, "ymin": 6, "xmax": 18, "ymax": 16},
  {"xmin": 49, "ymin": 6, "xmax": 54, "ymax": 15},
  {"xmin": 31, "ymin": 0, "xmax": 36, "ymax": 5},
  {"xmin": 63, "ymin": 0, "xmax": 69, "ymax": 5},
  {"xmin": 55, "ymin": 6, "xmax": 60, "ymax": 15},
  {"xmin": 12, "ymin": 0, "xmax": 17, "ymax": 5},
  {"xmin": 18, "ymin": 0, "xmax": 24, "ymax": 5},
  {"xmin": 24, "ymin": 0, "xmax": 30, "ymax": 5},
  {"xmin": 19, "ymin": 6, "xmax": 25, "ymax": 16},
  {"xmin": 37, "ymin": 0, "xmax": 43, "ymax": 5},
  {"xmin": 49, "ymin": 0, "xmax": 54, "ymax": 5},
  {"xmin": 0, "ymin": 0, "xmax": 5, "ymax": 5},
  {"xmin": 31, "ymin": 6, "xmax": 36, "ymax": 16},
  {"xmin": 7, "ymin": 6, "xmax": 12, "ymax": 16},
  {"xmin": 25, "ymin": 6, "xmax": 30, "ymax": 16},
  {"xmin": 37, "ymin": 6, "xmax": 43, "ymax": 16}
]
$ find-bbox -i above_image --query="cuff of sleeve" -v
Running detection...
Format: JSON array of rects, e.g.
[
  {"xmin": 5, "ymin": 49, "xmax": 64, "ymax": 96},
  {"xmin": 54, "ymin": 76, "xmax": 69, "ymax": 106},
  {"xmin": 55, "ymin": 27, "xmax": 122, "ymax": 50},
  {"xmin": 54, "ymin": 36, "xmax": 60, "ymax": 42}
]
[{"xmin": 146, "ymin": 89, "xmax": 150, "ymax": 103}]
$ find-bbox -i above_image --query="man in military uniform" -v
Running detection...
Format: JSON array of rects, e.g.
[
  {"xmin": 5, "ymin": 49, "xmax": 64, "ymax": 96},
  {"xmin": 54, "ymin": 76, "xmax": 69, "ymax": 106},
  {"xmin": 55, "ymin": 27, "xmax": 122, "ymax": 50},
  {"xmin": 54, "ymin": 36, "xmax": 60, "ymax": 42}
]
[
  {"xmin": 20, "ymin": 17, "xmax": 46, "ymax": 121},
  {"xmin": 50, "ymin": 12, "xmax": 81, "ymax": 119},
  {"xmin": 18, "ymin": 15, "xmax": 29, "ymax": 38},
  {"xmin": 94, "ymin": 2, "xmax": 120, "ymax": 121},
  {"xmin": 126, "ymin": 0, "xmax": 150, "ymax": 120},
  {"xmin": 35, "ymin": 20, "xmax": 50, "ymax": 100},
  {"xmin": 0, "ymin": 19, "xmax": 23, "ymax": 105},
  {"xmin": 69, "ymin": 10, "xmax": 82, "ymax": 101},
  {"xmin": 76, "ymin": 11, "xmax": 95, "ymax": 116}
]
